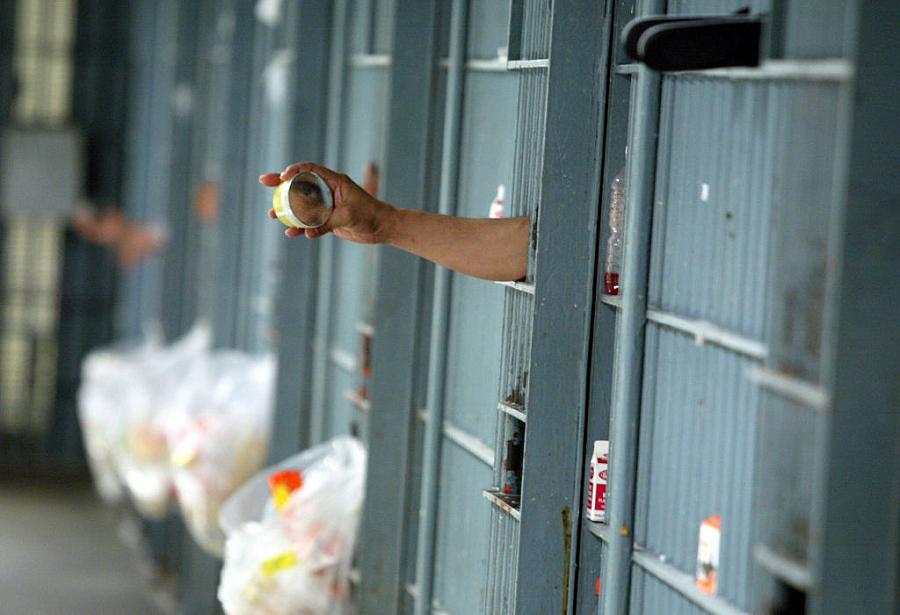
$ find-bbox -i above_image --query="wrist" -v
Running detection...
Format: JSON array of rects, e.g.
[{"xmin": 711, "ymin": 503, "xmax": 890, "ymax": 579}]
[{"xmin": 375, "ymin": 202, "xmax": 402, "ymax": 245}]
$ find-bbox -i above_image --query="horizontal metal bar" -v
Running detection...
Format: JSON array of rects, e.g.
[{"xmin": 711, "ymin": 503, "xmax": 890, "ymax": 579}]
[
  {"xmin": 344, "ymin": 388, "xmax": 371, "ymax": 413},
  {"xmin": 754, "ymin": 544, "xmax": 814, "ymax": 591},
  {"xmin": 329, "ymin": 347, "xmax": 357, "ymax": 373},
  {"xmin": 587, "ymin": 520, "xmax": 610, "ymax": 543},
  {"xmin": 746, "ymin": 366, "xmax": 830, "ymax": 412},
  {"xmin": 597, "ymin": 299, "xmax": 767, "ymax": 359},
  {"xmin": 507, "ymin": 58, "xmax": 549, "ymax": 70},
  {"xmin": 646, "ymin": 308, "xmax": 768, "ymax": 360},
  {"xmin": 482, "ymin": 489, "xmax": 522, "ymax": 521},
  {"xmin": 632, "ymin": 546, "xmax": 750, "ymax": 615},
  {"xmin": 355, "ymin": 320, "xmax": 375, "ymax": 337},
  {"xmin": 494, "ymin": 280, "xmax": 535, "ymax": 294},
  {"xmin": 616, "ymin": 63, "xmax": 639, "ymax": 75},
  {"xmin": 416, "ymin": 409, "xmax": 495, "ymax": 466},
  {"xmin": 672, "ymin": 59, "xmax": 853, "ymax": 81},
  {"xmin": 404, "ymin": 584, "xmax": 453, "ymax": 615},
  {"xmin": 349, "ymin": 53, "xmax": 391, "ymax": 68},
  {"xmin": 438, "ymin": 57, "xmax": 509, "ymax": 72},
  {"xmin": 498, "ymin": 401, "xmax": 527, "ymax": 422},
  {"xmin": 442, "ymin": 419, "xmax": 495, "ymax": 467}
]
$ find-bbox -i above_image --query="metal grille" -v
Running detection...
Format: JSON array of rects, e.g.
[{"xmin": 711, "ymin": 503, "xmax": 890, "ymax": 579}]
[{"xmin": 1, "ymin": 0, "xmax": 75, "ymax": 434}]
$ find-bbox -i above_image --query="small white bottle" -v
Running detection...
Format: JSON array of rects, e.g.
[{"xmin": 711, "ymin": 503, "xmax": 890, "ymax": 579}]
[
  {"xmin": 489, "ymin": 185, "xmax": 506, "ymax": 219},
  {"xmin": 586, "ymin": 440, "xmax": 609, "ymax": 522}
]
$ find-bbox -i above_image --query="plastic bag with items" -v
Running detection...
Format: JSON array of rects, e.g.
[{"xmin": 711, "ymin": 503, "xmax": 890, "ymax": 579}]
[
  {"xmin": 165, "ymin": 351, "xmax": 276, "ymax": 555},
  {"xmin": 77, "ymin": 342, "xmax": 148, "ymax": 503},
  {"xmin": 115, "ymin": 325, "xmax": 211, "ymax": 518},
  {"xmin": 218, "ymin": 436, "xmax": 367, "ymax": 615}
]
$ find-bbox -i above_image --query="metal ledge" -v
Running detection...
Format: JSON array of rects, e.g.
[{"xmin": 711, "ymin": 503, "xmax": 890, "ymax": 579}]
[
  {"xmin": 498, "ymin": 400, "xmax": 527, "ymax": 422},
  {"xmin": 329, "ymin": 347, "xmax": 358, "ymax": 373},
  {"xmin": 754, "ymin": 544, "xmax": 813, "ymax": 591},
  {"xmin": 482, "ymin": 488, "xmax": 522, "ymax": 521},
  {"xmin": 495, "ymin": 280, "xmax": 535, "ymax": 295},
  {"xmin": 355, "ymin": 320, "xmax": 375, "ymax": 337},
  {"xmin": 632, "ymin": 546, "xmax": 750, "ymax": 615},
  {"xmin": 672, "ymin": 59, "xmax": 853, "ymax": 81},
  {"xmin": 344, "ymin": 388, "xmax": 371, "ymax": 413},
  {"xmin": 587, "ymin": 520, "xmax": 610, "ymax": 543},
  {"xmin": 417, "ymin": 410, "xmax": 495, "ymax": 467},
  {"xmin": 507, "ymin": 58, "xmax": 549, "ymax": 70},
  {"xmin": 348, "ymin": 53, "xmax": 391, "ymax": 68},
  {"xmin": 442, "ymin": 419, "xmax": 495, "ymax": 467},
  {"xmin": 646, "ymin": 308, "xmax": 767, "ymax": 360},
  {"xmin": 746, "ymin": 366, "xmax": 830, "ymax": 412}
]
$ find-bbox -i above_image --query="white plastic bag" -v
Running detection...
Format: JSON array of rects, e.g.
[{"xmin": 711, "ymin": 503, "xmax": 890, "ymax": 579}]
[
  {"xmin": 166, "ymin": 351, "xmax": 276, "ymax": 555},
  {"xmin": 218, "ymin": 436, "xmax": 367, "ymax": 615},
  {"xmin": 77, "ymin": 344, "xmax": 145, "ymax": 503},
  {"xmin": 115, "ymin": 324, "xmax": 211, "ymax": 518}
]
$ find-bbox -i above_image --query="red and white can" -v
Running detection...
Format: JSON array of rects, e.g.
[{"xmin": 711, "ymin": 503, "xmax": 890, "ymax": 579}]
[{"xmin": 586, "ymin": 440, "xmax": 608, "ymax": 522}]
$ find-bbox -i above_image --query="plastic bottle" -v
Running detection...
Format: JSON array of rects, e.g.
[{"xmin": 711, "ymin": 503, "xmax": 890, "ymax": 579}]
[
  {"xmin": 489, "ymin": 185, "xmax": 506, "ymax": 219},
  {"xmin": 604, "ymin": 169, "xmax": 625, "ymax": 295}
]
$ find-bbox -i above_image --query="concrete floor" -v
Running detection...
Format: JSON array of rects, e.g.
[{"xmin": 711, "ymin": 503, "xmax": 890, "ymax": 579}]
[{"xmin": 0, "ymin": 481, "xmax": 166, "ymax": 615}]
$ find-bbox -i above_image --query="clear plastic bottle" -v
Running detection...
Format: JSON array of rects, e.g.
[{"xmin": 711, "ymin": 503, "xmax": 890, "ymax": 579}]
[{"xmin": 604, "ymin": 168, "xmax": 625, "ymax": 295}]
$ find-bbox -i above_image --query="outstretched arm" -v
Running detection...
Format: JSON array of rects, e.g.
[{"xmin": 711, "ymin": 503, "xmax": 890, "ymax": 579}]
[{"xmin": 260, "ymin": 162, "xmax": 529, "ymax": 282}]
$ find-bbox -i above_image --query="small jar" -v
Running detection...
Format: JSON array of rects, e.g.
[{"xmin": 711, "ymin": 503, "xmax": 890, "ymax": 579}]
[{"xmin": 271, "ymin": 171, "xmax": 334, "ymax": 229}]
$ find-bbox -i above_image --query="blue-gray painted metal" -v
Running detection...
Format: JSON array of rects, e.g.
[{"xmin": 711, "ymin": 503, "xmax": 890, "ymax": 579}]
[
  {"xmin": 512, "ymin": 0, "xmax": 612, "ymax": 612},
  {"xmin": 603, "ymin": 1, "xmax": 663, "ymax": 613},
  {"xmin": 309, "ymin": 0, "xmax": 350, "ymax": 444},
  {"xmin": 268, "ymin": 0, "xmax": 332, "ymax": 461},
  {"xmin": 413, "ymin": 2, "xmax": 468, "ymax": 613},
  {"xmin": 813, "ymin": 1, "xmax": 899, "ymax": 613}
]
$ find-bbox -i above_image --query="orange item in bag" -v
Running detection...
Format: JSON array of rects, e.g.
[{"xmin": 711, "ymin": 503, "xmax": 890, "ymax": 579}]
[{"xmin": 268, "ymin": 470, "xmax": 303, "ymax": 510}]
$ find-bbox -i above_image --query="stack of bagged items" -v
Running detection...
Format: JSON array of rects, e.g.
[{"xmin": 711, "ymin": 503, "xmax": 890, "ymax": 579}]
[
  {"xmin": 165, "ymin": 351, "xmax": 276, "ymax": 555},
  {"xmin": 218, "ymin": 437, "xmax": 367, "ymax": 615}
]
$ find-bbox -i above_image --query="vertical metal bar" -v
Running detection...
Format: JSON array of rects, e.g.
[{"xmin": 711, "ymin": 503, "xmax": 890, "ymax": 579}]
[
  {"xmin": 267, "ymin": 0, "xmax": 331, "ymax": 460},
  {"xmin": 511, "ymin": 0, "xmax": 612, "ymax": 613},
  {"xmin": 309, "ymin": 0, "xmax": 350, "ymax": 444},
  {"xmin": 603, "ymin": 0, "xmax": 663, "ymax": 612},
  {"xmin": 814, "ymin": 1, "xmax": 899, "ymax": 613},
  {"xmin": 357, "ymin": 0, "xmax": 439, "ymax": 609},
  {"xmin": 413, "ymin": 1, "xmax": 468, "ymax": 613}
]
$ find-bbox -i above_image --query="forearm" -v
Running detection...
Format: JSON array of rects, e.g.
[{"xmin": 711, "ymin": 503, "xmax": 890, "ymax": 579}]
[{"xmin": 381, "ymin": 207, "xmax": 530, "ymax": 281}]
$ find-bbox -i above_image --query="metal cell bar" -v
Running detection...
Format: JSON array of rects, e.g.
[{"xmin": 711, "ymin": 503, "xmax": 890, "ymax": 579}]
[
  {"xmin": 632, "ymin": 546, "xmax": 750, "ymax": 615},
  {"xmin": 357, "ymin": 0, "xmax": 439, "ymax": 610},
  {"xmin": 813, "ymin": 2, "xmax": 900, "ymax": 613},
  {"xmin": 412, "ymin": 1, "xmax": 467, "ymax": 613},
  {"xmin": 514, "ymin": 0, "xmax": 613, "ymax": 612},
  {"xmin": 309, "ymin": 0, "xmax": 350, "ymax": 444},
  {"xmin": 603, "ymin": 0, "xmax": 664, "ymax": 612}
]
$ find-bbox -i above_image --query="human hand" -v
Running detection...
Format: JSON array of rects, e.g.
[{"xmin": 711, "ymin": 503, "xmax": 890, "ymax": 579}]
[{"xmin": 259, "ymin": 162, "xmax": 394, "ymax": 244}]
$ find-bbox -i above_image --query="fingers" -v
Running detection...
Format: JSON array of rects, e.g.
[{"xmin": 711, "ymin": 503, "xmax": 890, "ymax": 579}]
[
  {"xmin": 268, "ymin": 208, "xmax": 277, "ymax": 219},
  {"xmin": 259, "ymin": 172, "xmax": 282, "ymax": 186},
  {"xmin": 284, "ymin": 227, "xmax": 303, "ymax": 238}
]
